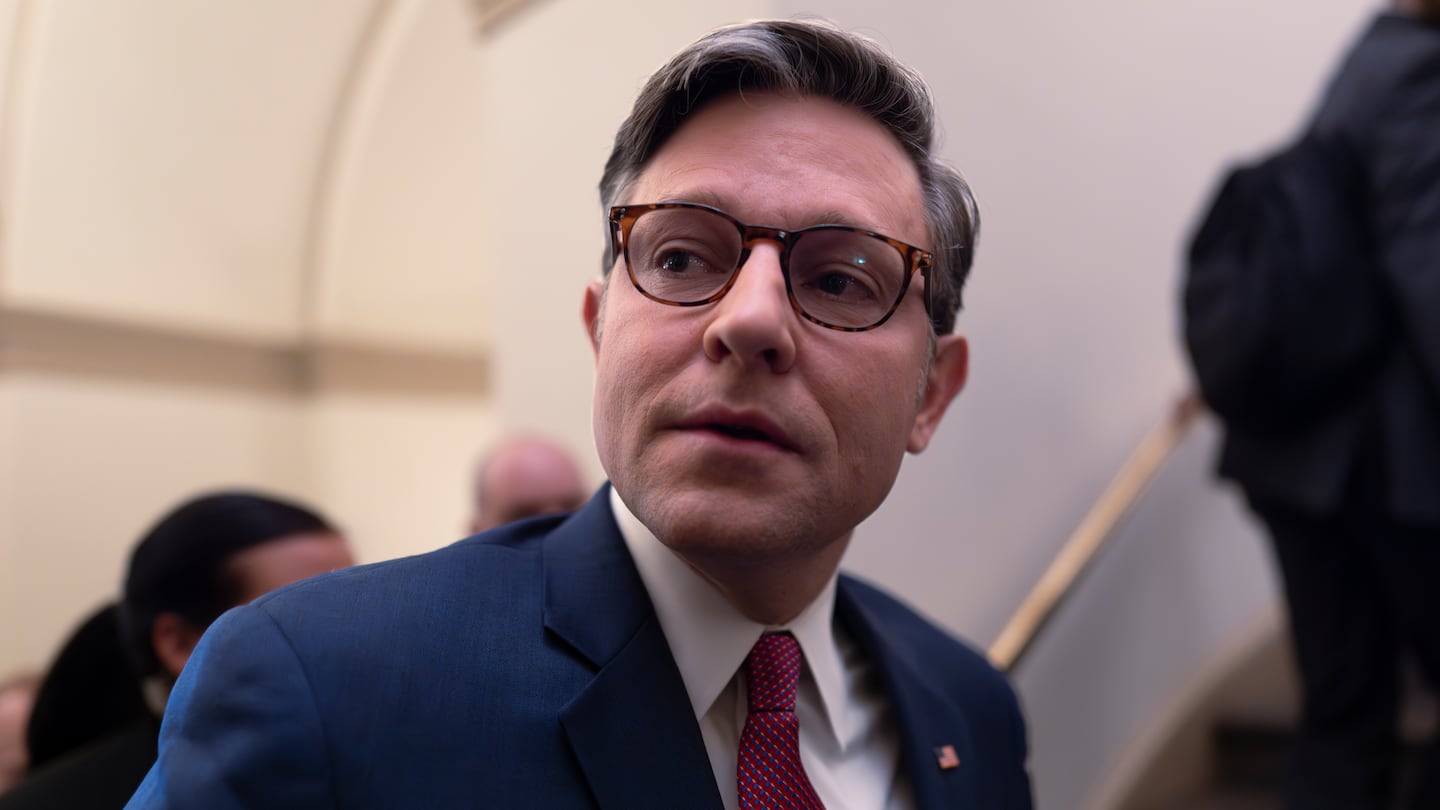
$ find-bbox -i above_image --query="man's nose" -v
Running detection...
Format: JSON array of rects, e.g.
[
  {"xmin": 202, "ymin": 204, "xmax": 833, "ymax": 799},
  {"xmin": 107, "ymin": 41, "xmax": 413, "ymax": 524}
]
[{"xmin": 701, "ymin": 244, "xmax": 798, "ymax": 373}]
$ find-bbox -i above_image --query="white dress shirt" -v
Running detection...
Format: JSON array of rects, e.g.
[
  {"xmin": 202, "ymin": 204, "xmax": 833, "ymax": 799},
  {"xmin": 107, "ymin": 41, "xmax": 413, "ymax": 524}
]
[{"xmin": 611, "ymin": 489, "xmax": 914, "ymax": 810}]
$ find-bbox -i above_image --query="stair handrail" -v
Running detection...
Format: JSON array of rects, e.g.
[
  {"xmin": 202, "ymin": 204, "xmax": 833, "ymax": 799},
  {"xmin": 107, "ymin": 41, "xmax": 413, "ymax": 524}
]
[{"xmin": 988, "ymin": 392, "xmax": 1205, "ymax": 673}]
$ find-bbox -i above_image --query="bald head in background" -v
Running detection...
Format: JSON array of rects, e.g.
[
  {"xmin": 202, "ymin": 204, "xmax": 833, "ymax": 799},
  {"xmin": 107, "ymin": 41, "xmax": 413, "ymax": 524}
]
[{"xmin": 470, "ymin": 437, "xmax": 587, "ymax": 533}]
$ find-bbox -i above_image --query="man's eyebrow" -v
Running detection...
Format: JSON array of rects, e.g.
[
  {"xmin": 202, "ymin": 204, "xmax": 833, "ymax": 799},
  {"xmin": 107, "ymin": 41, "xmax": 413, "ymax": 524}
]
[
  {"xmin": 801, "ymin": 210, "xmax": 880, "ymax": 232},
  {"xmin": 647, "ymin": 189, "xmax": 730, "ymax": 210},
  {"xmin": 648, "ymin": 191, "xmax": 879, "ymax": 232}
]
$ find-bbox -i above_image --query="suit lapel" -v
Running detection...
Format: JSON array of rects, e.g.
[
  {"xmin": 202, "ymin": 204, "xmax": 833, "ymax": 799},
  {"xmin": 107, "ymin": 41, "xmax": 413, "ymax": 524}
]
[
  {"xmin": 837, "ymin": 580, "xmax": 980, "ymax": 810},
  {"xmin": 544, "ymin": 487, "xmax": 723, "ymax": 810}
]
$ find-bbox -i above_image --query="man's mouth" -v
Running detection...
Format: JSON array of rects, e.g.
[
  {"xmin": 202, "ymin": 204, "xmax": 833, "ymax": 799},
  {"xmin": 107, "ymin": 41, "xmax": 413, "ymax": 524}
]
[
  {"xmin": 708, "ymin": 423, "xmax": 774, "ymax": 442},
  {"xmin": 679, "ymin": 408, "xmax": 796, "ymax": 452}
]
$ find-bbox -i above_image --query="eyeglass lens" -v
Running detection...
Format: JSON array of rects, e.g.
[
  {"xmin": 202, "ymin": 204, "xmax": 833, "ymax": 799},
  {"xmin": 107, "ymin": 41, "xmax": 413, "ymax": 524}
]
[{"xmin": 625, "ymin": 207, "xmax": 910, "ymax": 330}]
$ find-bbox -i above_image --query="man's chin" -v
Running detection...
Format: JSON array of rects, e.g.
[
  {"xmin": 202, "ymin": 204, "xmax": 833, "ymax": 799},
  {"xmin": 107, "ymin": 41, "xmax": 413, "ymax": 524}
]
[{"xmin": 642, "ymin": 499, "xmax": 842, "ymax": 563}]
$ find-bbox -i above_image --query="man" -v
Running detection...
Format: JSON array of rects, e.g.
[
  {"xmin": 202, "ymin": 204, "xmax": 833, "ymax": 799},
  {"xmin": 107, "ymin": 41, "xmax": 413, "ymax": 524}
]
[
  {"xmin": 1184, "ymin": 1, "xmax": 1440, "ymax": 807},
  {"xmin": 128, "ymin": 19, "xmax": 1033, "ymax": 809},
  {"xmin": 0, "ymin": 492, "xmax": 353, "ymax": 810},
  {"xmin": 469, "ymin": 435, "xmax": 588, "ymax": 533}
]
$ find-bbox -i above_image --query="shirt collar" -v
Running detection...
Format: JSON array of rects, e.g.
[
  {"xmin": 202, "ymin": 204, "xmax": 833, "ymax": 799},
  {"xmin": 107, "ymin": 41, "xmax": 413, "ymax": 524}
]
[{"xmin": 610, "ymin": 488, "xmax": 856, "ymax": 749}]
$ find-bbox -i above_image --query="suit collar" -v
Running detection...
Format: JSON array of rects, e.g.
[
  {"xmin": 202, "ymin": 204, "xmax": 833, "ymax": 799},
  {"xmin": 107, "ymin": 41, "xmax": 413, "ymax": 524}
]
[
  {"xmin": 836, "ymin": 578, "xmax": 980, "ymax": 809},
  {"xmin": 542, "ymin": 484, "xmax": 652, "ymax": 666},
  {"xmin": 544, "ymin": 484, "xmax": 723, "ymax": 809}
]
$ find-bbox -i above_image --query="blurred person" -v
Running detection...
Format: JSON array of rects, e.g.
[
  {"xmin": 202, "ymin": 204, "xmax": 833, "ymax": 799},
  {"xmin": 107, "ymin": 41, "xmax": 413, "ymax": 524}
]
[
  {"xmin": 0, "ymin": 491, "xmax": 353, "ymax": 810},
  {"xmin": 469, "ymin": 435, "xmax": 588, "ymax": 533},
  {"xmin": 0, "ymin": 674, "xmax": 39, "ymax": 793},
  {"xmin": 128, "ymin": 19, "xmax": 1032, "ymax": 810},
  {"xmin": 1184, "ymin": 1, "xmax": 1440, "ymax": 807},
  {"xmin": 24, "ymin": 605, "xmax": 149, "ymax": 772}
]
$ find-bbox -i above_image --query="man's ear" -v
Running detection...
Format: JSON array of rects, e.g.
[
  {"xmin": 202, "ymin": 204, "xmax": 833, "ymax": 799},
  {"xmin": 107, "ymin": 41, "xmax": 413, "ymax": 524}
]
[
  {"xmin": 908, "ymin": 334, "xmax": 969, "ymax": 453},
  {"xmin": 582, "ymin": 278, "xmax": 605, "ymax": 355},
  {"xmin": 150, "ymin": 612, "xmax": 205, "ymax": 680}
]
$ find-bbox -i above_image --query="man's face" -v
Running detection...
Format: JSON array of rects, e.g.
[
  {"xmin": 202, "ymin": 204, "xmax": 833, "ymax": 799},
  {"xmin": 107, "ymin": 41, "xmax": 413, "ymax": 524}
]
[
  {"xmin": 584, "ymin": 93, "xmax": 968, "ymax": 572},
  {"xmin": 226, "ymin": 531, "xmax": 356, "ymax": 605}
]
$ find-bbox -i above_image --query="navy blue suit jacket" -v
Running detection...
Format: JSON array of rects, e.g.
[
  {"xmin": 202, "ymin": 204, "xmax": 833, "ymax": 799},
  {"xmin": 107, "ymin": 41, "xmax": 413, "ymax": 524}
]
[{"xmin": 127, "ymin": 488, "xmax": 1032, "ymax": 809}]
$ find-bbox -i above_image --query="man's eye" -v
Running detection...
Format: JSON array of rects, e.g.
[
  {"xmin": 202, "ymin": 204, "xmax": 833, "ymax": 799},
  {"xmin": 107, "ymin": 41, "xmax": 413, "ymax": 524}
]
[
  {"xmin": 657, "ymin": 249, "xmax": 706, "ymax": 274},
  {"xmin": 814, "ymin": 273, "xmax": 856, "ymax": 297},
  {"xmin": 808, "ymin": 269, "xmax": 877, "ymax": 301}
]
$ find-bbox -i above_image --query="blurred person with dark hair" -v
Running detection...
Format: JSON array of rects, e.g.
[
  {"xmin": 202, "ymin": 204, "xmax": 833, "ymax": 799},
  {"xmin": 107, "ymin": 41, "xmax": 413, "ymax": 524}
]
[
  {"xmin": 118, "ymin": 491, "xmax": 353, "ymax": 696},
  {"xmin": 0, "ymin": 491, "xmax": 353, "ymax": 810},
  {"xmin": 469, "ymin": 435, "xmax": 588, "ymax": 533},
  {"xmin": 1185, "ymin": 2, "xmax": 1440, "ymax": 807},
  {"xmin": 23, "ymin": 605, "xmax": 149, "ymax": 773},
  {"xmin": 0, "ymin": 673, "xmax": 39, "ymax": 794}
]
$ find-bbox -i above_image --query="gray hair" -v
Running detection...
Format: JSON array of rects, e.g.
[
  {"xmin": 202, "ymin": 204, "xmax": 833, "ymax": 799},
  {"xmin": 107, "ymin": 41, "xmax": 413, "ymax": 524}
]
[{"xmin": 598, "ymin": 18, "xmax": 978, "ymax": 334}]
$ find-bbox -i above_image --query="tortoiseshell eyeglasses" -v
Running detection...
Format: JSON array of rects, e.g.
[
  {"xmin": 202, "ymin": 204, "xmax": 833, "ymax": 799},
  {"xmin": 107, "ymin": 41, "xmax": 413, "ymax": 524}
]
[{"xmin": 608, "ymin": 202, "xmax": 934, "ymax": 332}]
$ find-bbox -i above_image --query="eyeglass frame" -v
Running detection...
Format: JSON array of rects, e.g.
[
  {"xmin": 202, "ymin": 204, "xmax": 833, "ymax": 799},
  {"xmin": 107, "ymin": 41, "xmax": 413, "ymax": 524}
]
[{"xmin": 607, "ymin": 201, "xmax": 936, "ymax": 333}]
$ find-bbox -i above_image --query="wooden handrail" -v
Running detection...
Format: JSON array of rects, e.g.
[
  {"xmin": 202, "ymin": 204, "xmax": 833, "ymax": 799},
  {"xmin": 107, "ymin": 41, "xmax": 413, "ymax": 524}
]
[{"xmin": 988, "ymin": 392, "xmax": 1205, "ymax": 673}]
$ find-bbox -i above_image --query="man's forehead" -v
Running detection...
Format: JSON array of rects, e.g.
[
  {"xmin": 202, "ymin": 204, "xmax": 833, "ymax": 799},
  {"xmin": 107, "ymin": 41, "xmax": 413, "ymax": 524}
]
[
  {"xmin": 640, "ymin": 187, "xmax": 890, "ymax": 233},
  {"xmin": 622, "ymin": 94, "xmax": 927, "ymax": 243}
]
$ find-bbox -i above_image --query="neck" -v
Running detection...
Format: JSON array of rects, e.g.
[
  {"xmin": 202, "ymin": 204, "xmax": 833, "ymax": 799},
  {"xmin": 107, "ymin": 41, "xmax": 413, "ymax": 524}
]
[{"xmin": 677, "ymin": 540, "xmax": 848, "ymax": 626}]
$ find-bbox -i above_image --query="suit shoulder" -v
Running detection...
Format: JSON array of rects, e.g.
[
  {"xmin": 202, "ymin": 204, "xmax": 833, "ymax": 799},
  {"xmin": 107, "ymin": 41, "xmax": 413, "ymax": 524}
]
[{"xmin": 249, "ymin": 513, "xmax": 568, "ymax": 615}]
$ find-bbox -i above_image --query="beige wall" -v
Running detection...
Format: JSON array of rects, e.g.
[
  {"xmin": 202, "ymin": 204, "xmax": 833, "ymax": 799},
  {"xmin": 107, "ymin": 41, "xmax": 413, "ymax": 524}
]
[
  {"xmin": 0, "ymin": 369, "xmax": 308, "ymax": 660},
  {"xmin": 4, "ymin": 0, "xmax": 370, "ymax": 341}
]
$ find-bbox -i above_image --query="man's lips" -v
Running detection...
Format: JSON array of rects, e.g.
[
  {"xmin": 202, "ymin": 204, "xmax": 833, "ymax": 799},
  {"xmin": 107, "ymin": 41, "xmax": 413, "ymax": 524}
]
[{"xmin": 674, "ymin": 408, "xmax": 798, "ymax": 452}]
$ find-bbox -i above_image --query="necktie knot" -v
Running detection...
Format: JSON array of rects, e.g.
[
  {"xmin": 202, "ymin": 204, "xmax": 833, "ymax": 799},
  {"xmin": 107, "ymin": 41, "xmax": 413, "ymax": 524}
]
[{"xmin": 744, "ymin": 632, "xmax": 803, "ymax": 714}]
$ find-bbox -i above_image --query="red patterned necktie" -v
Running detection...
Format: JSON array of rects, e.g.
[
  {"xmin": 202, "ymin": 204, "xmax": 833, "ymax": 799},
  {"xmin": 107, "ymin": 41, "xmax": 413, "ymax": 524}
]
[{"xmin": 737, "ymin": 632, "xmax": 826, "ymax": 810}]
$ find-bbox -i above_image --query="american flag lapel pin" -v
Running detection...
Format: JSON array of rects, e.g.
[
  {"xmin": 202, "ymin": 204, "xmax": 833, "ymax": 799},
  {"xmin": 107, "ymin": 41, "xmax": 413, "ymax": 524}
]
[{"xmin": 934, "ymin": 745, "xmax": 960, "ymax": 771}]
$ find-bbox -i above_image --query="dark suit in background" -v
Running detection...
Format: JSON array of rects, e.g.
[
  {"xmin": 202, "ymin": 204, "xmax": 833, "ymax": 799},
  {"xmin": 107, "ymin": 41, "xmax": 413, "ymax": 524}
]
[
  {"xmin": 126, "ymin": 490, "xmax": 1031, "ymax": 809},
  {"xmin": 0, "ymin": 605, "xmax": 154, "ymax": 810},
  {"xmin": 0, "ymin": 720, "xmax": 157, "ymax": 810},
  {"xmin": 1184, "ymin": 12, "xmax": 1440, "ymax": 809}
]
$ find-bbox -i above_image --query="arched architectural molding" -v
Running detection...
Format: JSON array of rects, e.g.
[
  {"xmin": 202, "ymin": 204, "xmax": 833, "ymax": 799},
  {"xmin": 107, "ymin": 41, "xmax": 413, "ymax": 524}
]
[
  {"xmin": 301, "ymin": 0, "xmax": 421, "ymax": 345},
  {"xmin": 0, "ymin": 0, "xmax": 44, "ymax": 293}
]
